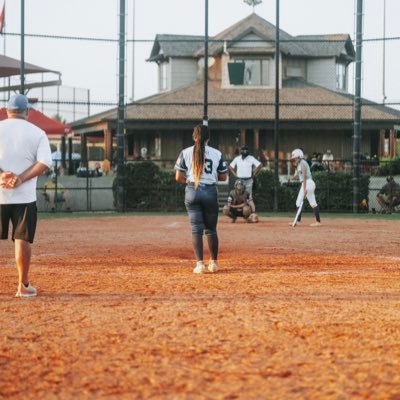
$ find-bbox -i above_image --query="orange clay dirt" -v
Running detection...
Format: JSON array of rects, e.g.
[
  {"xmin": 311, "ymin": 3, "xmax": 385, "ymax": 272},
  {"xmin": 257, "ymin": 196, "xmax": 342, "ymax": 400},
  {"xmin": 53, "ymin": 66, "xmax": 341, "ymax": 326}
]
[{"xmin": 1, "ymin": 214, "xmax": 400, "ymax": 400}]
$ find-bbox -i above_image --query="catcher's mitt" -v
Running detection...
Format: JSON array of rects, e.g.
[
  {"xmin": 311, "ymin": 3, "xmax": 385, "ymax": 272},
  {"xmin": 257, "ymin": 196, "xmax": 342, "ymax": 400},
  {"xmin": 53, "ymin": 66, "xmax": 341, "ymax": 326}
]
[{"xmin": 247, "ymin": 213, "xmax": 259, "ymax": 223}]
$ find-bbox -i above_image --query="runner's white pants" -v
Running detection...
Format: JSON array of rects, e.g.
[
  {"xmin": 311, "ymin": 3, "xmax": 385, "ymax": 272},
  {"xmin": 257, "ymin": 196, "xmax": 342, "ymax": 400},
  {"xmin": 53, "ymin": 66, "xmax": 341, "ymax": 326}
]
[{"xmin": 296, "ymin": 179, "xmax": 317, "ymax": 208}]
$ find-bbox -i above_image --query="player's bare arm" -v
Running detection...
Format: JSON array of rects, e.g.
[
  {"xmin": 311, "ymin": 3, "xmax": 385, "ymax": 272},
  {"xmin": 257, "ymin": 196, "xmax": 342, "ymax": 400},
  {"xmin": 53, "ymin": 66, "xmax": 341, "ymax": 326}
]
[
  {"xmin": 175, "ymin": 170, "xmax": 187, "ymax": 185},
  {"xmin": 230, "ymin": 202, "xmax": 246, "ymax": 209}
]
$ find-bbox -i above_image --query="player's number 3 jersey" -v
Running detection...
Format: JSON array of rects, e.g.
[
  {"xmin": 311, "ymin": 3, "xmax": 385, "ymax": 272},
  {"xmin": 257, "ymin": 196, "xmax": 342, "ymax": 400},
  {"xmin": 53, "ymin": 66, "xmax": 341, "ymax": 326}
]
[{"xmin": 175, "ymin": 145, "xmax": 228, "ymax": 185}]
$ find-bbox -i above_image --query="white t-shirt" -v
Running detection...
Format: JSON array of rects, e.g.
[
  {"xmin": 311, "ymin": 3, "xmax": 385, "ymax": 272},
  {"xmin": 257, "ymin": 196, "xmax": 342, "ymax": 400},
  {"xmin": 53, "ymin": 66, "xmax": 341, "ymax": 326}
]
[
  {"xmin": 175, "ymin": 145, "xmax": 228, "ymax": 185},
  {"xmin": 0, "ymin": 118, "xmax": 52, "ymax": 204},
  {"xmin": 230, "ymin": 155, "xmax": 261, "ymax": 179}
]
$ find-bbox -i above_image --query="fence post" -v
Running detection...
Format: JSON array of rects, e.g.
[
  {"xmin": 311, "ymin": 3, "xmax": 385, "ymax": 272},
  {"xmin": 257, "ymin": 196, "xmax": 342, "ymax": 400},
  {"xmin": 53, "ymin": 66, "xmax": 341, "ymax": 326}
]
[{"xmin": 353, "ymin": 0, "xmax": 364, "ymax": 213}]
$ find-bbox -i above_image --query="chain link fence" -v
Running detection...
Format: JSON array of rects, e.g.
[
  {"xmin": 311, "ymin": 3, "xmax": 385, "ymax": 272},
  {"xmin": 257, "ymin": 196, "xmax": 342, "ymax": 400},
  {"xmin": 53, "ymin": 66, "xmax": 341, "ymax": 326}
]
[{"xmin": 1, "ymin": 1, "xmax": 399, "ymax": 214}]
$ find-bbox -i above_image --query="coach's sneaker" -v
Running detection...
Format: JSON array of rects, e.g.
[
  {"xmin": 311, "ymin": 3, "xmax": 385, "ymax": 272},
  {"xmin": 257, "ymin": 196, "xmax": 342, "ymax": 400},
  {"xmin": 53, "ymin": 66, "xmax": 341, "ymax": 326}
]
[
  {"xmin": 310, "ymin": 222, "xmax": 321, "ymax": 227},
  {"xmin": 193, "ymin": 261, "xmax": 206, "ymax": 274},
  {"xmin": 208, "ymin": 261, "xmax": 218, "ymax": 273},
  {"xmin": 15, "ymin": 283, "xmax": 37, "ymax": 297}
]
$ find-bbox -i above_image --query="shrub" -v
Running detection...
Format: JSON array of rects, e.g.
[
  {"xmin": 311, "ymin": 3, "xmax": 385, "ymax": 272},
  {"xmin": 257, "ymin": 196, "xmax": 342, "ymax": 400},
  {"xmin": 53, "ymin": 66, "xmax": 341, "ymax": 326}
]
[
  {"xmin": 113, "ymin": 161, "xmax": 185, "ymax": 211},
  {"xmin": 253, "ymin": 170, "xmax": 370, "ymax": 212},
  {"xmin": 377, "ymin": 158, "xmax": 400, "ymax": 176}
]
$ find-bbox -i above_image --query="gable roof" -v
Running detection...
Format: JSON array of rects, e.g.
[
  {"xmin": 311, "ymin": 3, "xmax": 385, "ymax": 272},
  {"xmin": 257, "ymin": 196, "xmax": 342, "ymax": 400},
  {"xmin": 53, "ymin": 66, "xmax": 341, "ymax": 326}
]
[
  {"xmin": 294, "ymin": 34, "xmax": 355, "ymax": 60},
  {"xmin": 148, "ymin": 13, "xmax": 355, "ymax": 62},
  {"xmin": 147, "ymin": 34, "xmax": 204, "ymax": 62},
  {"xmin": 199, "ymin": 13, "xmax": 307, "ymax": 57}
]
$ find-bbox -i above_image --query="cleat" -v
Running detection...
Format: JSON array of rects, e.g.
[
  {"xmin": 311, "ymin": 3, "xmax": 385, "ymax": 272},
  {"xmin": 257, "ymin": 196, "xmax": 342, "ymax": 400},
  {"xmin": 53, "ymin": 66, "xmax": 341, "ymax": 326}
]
[
  {"xmin": 208, "ymin": 261, "xmax": 218, "ymax": 273},
  {"xmin": 15, "ymin": 283, "xmax": 37, "ymax": 297},
  {"xmin": 310, "ymin": 222, "xmax": 321, "ymax": 227},
  {"xmin": 289, "ymin": 221, "xmax": 301, "ymax": 226},
  {"xmin": 193, "ymin": 262, "xmax": 206, "ymax": 274}
]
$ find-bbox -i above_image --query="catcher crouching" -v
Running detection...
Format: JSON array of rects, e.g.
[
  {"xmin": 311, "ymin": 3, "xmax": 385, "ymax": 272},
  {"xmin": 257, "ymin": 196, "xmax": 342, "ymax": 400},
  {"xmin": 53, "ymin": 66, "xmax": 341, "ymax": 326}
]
[{"xmin": 223, "ymin": 180, "xmax": 259, "ymax": 223}]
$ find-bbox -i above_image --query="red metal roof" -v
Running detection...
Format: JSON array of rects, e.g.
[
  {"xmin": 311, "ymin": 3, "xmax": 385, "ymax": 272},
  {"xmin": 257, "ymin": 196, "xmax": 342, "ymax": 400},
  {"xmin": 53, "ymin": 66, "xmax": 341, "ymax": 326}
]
[{"xmin": 0, "ymin": 107, "xmax": 72, "ymax": 135}]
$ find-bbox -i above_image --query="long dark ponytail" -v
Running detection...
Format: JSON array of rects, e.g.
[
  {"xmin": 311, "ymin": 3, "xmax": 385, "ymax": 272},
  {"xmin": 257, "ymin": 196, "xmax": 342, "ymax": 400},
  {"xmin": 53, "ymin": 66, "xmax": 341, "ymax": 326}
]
[{"xmin": 192, "ymin": 124, "xmax": 210, "ymax": 189}]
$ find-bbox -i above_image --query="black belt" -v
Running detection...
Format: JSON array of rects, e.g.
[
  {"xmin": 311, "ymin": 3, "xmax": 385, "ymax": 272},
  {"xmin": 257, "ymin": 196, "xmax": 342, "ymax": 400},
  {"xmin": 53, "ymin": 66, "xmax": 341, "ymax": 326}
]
[
  {"xmin": 187, "ymin": 182, "xmax": 216, "ymax": 187},
  {"xmin": 238, "ymin": 177, "xmax": 252, "ymax": 180}
]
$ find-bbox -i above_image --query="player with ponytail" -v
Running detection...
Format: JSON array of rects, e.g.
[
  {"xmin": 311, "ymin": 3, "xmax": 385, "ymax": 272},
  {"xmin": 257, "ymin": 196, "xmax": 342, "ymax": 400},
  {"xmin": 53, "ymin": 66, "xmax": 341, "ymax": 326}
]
[
  {"xmin": 192, "ymin": 125, "xmax": 208, "ymax": 189},
  {"xmin": 175, "ymin": 124, "xmax": 228, "ymax": 273}
]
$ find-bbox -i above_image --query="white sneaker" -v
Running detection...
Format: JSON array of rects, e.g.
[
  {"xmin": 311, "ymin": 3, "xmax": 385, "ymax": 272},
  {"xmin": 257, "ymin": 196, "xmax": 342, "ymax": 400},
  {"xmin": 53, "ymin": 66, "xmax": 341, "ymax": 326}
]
[
  {"xmin": 289, "ymin": 221, "xmax": 301, "ymax": 226},
  {"xmin": 193, "ymin": 262, "xmax": 206, "ymax": 274},
  {"xmin": 208, "ymin": 261, "xmax": 218, "ymax": 273},
  {"xmin": 15, "ymin": 283, "xmax": 37, "ymax": 297},
  {"xmin": 310, "ymin": 222, "xmax": 321, "ymax": 227}
]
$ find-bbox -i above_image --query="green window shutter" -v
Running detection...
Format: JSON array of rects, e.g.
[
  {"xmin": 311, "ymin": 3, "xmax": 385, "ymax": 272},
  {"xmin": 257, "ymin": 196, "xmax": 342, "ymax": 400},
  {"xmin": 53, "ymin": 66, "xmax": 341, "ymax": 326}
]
[{"xmin": 228, "ymin": 62, "xmax": 245, "ymax": 85}]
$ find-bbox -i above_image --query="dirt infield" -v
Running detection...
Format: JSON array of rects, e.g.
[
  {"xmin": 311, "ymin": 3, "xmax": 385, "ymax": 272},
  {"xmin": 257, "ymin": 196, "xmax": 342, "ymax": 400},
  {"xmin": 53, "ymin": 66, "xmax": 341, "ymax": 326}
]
[{"xmin": 1, "ymin": 214, "xmax": 400, "ymax": 399}]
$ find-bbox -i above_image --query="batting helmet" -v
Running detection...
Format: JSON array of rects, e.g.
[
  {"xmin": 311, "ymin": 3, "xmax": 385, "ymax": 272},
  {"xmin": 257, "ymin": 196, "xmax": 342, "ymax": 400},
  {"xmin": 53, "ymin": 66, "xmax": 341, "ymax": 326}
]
[{"xmin": 291, "ymin": 148, "xmax": 304, "ymax": 160}]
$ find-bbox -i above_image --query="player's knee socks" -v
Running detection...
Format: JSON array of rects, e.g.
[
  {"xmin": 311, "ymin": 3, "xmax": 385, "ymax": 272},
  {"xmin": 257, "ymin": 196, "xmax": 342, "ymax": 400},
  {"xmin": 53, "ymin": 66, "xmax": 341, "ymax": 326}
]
[
  {"xmin": 206, "ymin": 233, "xmax": 219, "ymax": 261},
  {"xmin": 313, "ymin": 205, "xmax": 320, "ymax": 222},
  {"xmin": 192, "ymin": 234, "xmax": 203, "ymax": 261},
  {"xmin": 297, "ymin": 211, "xmax": 302, "ymax": 222}
]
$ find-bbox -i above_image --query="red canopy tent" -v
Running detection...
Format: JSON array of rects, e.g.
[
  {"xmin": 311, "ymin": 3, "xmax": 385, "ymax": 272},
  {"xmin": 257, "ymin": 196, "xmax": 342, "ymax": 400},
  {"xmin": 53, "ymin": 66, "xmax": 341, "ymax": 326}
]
[{"xmin": 0, "ymin": 107, "xmax": 72, "ymax": 136}]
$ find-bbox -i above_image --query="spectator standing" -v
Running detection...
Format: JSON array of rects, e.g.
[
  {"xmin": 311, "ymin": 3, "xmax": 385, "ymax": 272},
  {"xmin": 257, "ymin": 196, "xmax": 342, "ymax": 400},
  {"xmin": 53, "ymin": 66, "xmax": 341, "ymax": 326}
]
[
  {"xmin": 322, "ymin": 149, "xmax": 334, "ymax": 171},
  {"xmin": 102, "ymin": 158, "xmax": 111, "ymax": 176}
]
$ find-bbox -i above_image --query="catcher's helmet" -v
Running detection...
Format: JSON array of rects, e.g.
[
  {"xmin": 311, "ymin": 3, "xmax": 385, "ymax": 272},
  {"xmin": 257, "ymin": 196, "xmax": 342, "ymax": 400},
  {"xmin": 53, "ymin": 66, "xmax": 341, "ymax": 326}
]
[
  {"xmin": 291, "ymin": 148, "xmax": 304, "ymax": 160},
  {"xmin": 234, "ymin": 179, "xmax": 246, "ymax": 194}
]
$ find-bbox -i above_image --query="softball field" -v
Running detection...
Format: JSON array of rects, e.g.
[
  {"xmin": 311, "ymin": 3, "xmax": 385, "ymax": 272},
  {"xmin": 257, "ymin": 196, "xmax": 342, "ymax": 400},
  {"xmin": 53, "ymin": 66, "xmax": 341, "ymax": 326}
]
[{"xmin": 0, "ymin": 214, "xmax": 400, "ymax": 399}]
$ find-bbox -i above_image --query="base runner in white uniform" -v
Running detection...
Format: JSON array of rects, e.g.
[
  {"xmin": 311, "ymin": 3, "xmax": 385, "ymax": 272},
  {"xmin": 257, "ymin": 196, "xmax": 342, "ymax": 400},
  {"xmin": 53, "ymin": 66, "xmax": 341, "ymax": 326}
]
[{"xmin": 290, "ymin": 148, "xmax": 321, "ymax": 227}]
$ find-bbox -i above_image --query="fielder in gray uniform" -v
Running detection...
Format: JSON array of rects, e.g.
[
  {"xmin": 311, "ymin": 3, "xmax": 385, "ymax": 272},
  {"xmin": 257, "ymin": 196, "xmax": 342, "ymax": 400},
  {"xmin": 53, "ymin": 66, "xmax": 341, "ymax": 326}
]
[{"xmin": 175, "ymin": 124, "xmax": 228, "ymax": 274}]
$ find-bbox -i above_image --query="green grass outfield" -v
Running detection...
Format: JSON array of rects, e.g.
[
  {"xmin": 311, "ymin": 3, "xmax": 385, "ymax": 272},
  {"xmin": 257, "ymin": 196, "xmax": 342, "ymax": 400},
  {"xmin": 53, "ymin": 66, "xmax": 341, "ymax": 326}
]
[{"xmin": 37, "ymin": 210, "xmax": 400, "ymax": 220}]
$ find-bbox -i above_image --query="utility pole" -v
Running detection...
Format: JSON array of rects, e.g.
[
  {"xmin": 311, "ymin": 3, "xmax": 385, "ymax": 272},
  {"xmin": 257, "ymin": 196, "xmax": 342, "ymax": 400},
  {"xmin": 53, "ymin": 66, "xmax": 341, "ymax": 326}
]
[
  {"xmin": 20, "ymin": 0, "xmax": 25, "ymax": 94},
  {"xmin": 203, "ymin": 0, "xmax": 208, "ymax": 126},
  {"xmin": 131, "ymin": 0, "xmax": 135, "ymax": 101},
  {"xmin": 382, "ymin": 0, "xmax": 386, "ymax": 105},
  {"xmin": 117, "ymin": 0, "xmax": 126, "ymax": 211},
  {"xmin": 273, "ymin": 0, "xmax": 280, "ymax": 211}
]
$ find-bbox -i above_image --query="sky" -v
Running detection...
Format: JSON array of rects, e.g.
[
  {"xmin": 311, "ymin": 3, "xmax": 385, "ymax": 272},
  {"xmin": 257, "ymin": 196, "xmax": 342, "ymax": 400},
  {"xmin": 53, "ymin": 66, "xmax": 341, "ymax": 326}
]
[{"xmin": 1, "ymin": 0, "xmax": 400, "ymax": 122}]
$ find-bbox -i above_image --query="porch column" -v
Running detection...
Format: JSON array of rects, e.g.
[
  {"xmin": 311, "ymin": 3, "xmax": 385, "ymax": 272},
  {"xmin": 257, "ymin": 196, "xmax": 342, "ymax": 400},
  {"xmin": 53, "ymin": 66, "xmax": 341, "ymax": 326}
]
[
  {"xmin": 239, "ymin": 129, "xmax": 246, "ymax": 146},
  {"xmin": 389, "ymin": 128, "xmax": 395, "ymax": 158},
  {"xmin": 253, "ymin": 128, "xmax": 259, "ymax": 154},
  {"xmin": 379, "ymin": 129, "xmax": 386, "ymax": 157},
  {"xmin": 68, "ymin": 137, "xmax": 74, "ymax": 175},
  {"xmin": 80, "ymin": 133, "xmax": 88, "ymax": 168},
  {"xmin": 104, "ymin": 128, "xmax": 113, "ymax": 162},
  {"xmin": 61, "ymin": 135, "xmax": 67, "ymax": 170}
]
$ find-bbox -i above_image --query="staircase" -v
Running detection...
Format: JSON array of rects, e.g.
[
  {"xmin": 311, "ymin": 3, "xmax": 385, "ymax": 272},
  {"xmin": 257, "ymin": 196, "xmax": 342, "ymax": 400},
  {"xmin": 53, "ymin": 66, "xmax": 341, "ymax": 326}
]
[{"xmin": 217, "ymin": 184, "xmax": 230, "ymax": 211}]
